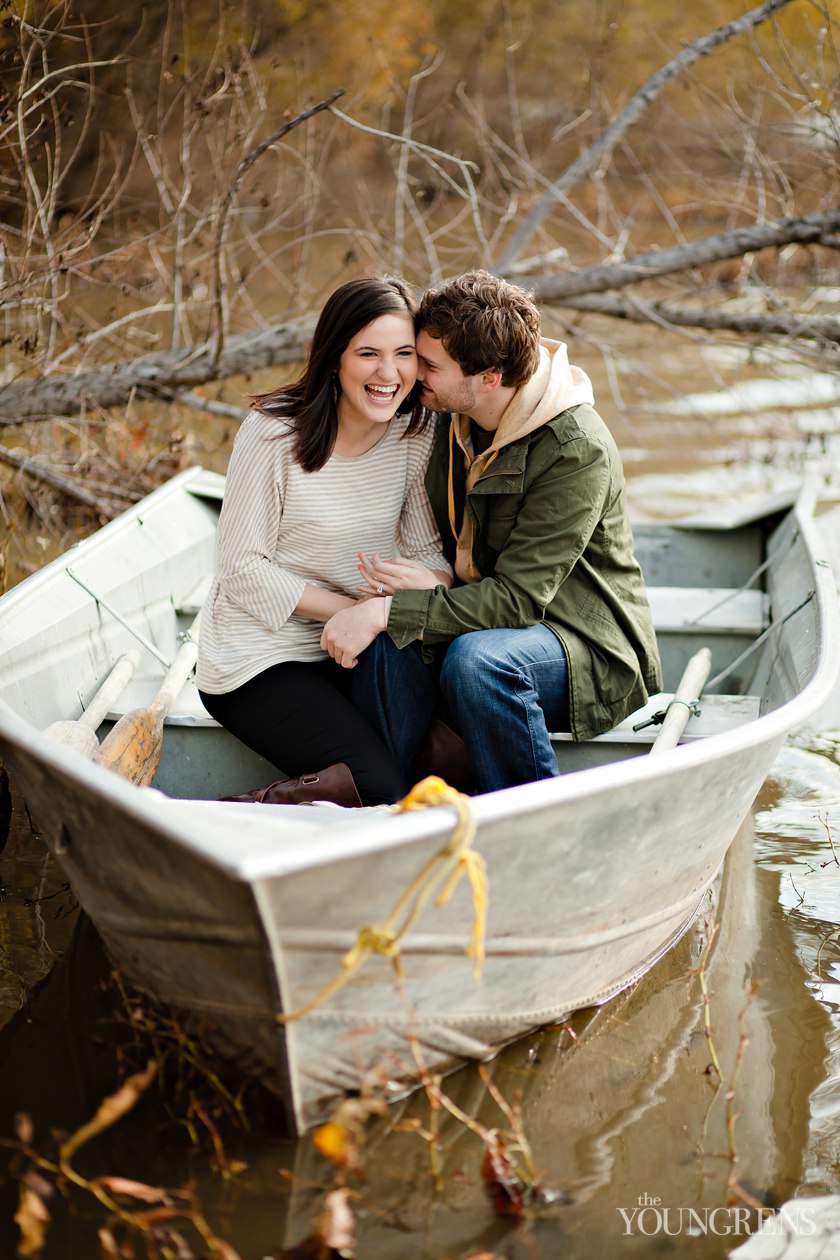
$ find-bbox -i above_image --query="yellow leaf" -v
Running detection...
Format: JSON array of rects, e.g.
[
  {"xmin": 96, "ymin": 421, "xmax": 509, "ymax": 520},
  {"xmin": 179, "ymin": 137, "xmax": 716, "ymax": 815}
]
[
  {"xmin": 14, "ymin": 1184, "xmax": 49, "ymax": 1257},
  {"xmin": 312, "ymin": 1120, "xmax": 348, "ymax": 1166}
]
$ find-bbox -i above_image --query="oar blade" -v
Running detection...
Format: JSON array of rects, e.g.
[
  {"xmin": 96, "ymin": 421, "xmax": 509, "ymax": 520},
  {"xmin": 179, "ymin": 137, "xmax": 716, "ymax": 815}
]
[
  {"xmin": 91, "ymin": 611, "xmax": 201, "ymax": 787},
  {"xmin": 94, "ymin": 711, "xmax": 164, "ymax": 787},
  {"xmin": 43, "ymin": 722, "xmax": 100, "ymax": 759}
]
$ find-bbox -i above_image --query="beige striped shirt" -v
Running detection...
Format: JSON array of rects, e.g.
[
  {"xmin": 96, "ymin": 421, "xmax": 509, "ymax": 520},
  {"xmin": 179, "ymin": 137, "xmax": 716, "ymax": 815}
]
[{"xmin": 197, "ymin": 410, "xmax": 450, "ymax": 693}]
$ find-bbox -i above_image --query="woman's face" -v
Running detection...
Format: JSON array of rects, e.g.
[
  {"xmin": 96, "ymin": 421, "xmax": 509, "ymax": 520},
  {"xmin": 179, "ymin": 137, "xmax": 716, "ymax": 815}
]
[{"xmin": 336, "ymin": 312, "xmax": 417, "ymax": 429}]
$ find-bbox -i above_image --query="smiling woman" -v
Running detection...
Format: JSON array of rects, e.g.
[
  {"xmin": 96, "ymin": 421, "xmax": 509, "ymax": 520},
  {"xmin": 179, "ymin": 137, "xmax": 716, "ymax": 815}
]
[
  {"xmin": 334, "ymin": 314, "xmax": 418, "ymax": 451},
  {"xmin": 195, "ymin": 276, "xmax": 453, "ymax": 806}
]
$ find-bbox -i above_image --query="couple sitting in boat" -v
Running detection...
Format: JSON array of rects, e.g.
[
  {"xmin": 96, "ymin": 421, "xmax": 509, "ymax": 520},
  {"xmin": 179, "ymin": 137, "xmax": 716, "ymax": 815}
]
[{"xmin": 196, "ymin": 269, "xmax": 661, "ymax": 806}]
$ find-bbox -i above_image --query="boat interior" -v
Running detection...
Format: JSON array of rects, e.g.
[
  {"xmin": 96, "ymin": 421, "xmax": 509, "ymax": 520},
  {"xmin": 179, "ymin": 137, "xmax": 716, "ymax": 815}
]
[
  {"xmin": 0, "ymin": 470, "xmax": 818, "ymax": 798},
  {"xmin": 101, "ymin": 482, "xmax": 806, "ymax": 793}
]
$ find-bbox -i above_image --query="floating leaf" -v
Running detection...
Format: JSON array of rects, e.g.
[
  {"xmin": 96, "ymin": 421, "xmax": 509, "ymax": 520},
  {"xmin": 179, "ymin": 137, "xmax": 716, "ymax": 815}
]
[
  {"xmin": 94, "ymin": 1176, "xmax": 169, "ymax": 1203},
  {"xmin": 480, "ymin": 1134, "xmax": 529, "ymax": 1218},
  {"xmin": 60, "ymin": 1061, "xmax": 157, "ymax": 1164},
  {"xmin": 317, "ymin": 1188, "xmax": 355, "ymax": 1254},
  {"xmin": 14, "ymin": 1113, "xmax": 34, "ymax": 1146},
  {"xmin": 14, "ymin": 1183, "xmax": 50, "ymax": 1256},
  {"xmin": 97, "ymin": 1227, "xmax": 121, "ymax": 1260}
]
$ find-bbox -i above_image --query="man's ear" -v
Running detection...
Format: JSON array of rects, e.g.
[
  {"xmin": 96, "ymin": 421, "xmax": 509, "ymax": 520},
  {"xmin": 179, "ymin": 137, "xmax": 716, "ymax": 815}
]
[{"xmin": 477, "ymin": 367, "xmax": 502, "ymax": 393}]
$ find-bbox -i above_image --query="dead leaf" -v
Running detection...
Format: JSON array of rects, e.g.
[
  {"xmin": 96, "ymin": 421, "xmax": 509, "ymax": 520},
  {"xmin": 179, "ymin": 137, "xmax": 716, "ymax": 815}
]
[
  {"xmin": 14, "ymin": 1183, "xmax": 50, "ymax": 1256},
  {"xmin": 206, "ymin": 1241, "xmax": 244, "ymax": 1260},
  {"xmin": 480, "ymin": 1135, "xmax": 529, "ymax": 1218},
  {"xmin": 272, "ymin": 1187, "xmax": 356, "ymax": 1259},
  {"xmin": 312, "ymin": 1096, "xmax": 382, "ymax": 1171},
  {"xmin": 317, "ymin": 1188, "xmax": 355, "ymax": 1254},
  {"xmin": 60, "ymin": 1061, "xmax": 157, "ymax": 1164},
  {"xmin": 14, "ymin": 1112, "xmax": 34, "ymax": 1145},
  {"xmin": 312, "ymin": 1121, "xmax": 350, "ymax": 1168},
  {"xmin": 21, "ymin": 1169, "xmax": 53, "ymax": 1199},
  {"xmin": 95, "ymin": 1175, "xmax": 169, "ymax": 1203},
  {"xmin": 98, "ymin": 1227, "xmax": 121, "ymax": 1259},
  {"xmin": 147, "ymin": 1229, "xmax": 195, "ymax": 1259}
]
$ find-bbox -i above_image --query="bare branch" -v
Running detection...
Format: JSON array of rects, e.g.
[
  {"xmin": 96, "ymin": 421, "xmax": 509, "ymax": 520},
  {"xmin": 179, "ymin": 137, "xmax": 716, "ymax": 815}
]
[
  {"xmin": 552, "ymin": 291, "xmax": 840, "ymax": 347},
  {"xmin": 523, "ymin": 207, "xmax": 840, "ymax": 301},
  {"xmin": 495, "ymin": 0, "xmax": 798, "ymax": 269}
]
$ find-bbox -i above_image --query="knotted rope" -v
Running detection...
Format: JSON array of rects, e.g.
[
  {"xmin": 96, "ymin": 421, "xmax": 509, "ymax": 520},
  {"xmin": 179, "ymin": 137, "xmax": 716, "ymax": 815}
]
[{"xmin": 277, "ymin": 776, "xmax": 487, "ymax": 1024}]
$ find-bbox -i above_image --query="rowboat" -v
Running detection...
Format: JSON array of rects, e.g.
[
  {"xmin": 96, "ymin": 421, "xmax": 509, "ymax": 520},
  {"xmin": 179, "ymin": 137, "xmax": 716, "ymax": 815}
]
[{"xmin": 0, "ymin": 466, "xmax": 836, "ymax": 1135}]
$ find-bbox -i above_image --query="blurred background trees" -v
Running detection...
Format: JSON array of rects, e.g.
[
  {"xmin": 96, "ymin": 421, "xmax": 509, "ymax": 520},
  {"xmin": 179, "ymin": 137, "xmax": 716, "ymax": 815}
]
[{"xmin": 0, "ymin": 0, "xmax": 837, "ymax": 585}]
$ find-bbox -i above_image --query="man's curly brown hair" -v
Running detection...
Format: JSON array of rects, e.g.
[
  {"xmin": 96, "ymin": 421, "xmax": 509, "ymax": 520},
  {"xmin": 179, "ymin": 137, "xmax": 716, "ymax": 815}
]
[{"xmin": 416, "ymin": 269, "xmax": 541, "ymax": 388}]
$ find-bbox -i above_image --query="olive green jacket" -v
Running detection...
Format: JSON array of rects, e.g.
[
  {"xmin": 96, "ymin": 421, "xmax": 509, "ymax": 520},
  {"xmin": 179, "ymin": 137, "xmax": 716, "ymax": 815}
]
[{"xmin": 387, "ymin": 405, "xmax": 662, "ymax": 740}]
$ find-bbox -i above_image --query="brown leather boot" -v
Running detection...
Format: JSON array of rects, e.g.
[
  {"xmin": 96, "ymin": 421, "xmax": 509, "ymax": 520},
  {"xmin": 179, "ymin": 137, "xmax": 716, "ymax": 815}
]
[{"xmin": 220, "ymin": 762, "xmax": 362, "ymax": 808}]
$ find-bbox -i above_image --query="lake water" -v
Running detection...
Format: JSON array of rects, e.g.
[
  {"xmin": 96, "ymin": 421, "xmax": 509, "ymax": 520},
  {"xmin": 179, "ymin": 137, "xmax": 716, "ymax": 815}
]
[{"xmin": 2, "ymin": 347, "xmax": 840, "ymax": 1258}]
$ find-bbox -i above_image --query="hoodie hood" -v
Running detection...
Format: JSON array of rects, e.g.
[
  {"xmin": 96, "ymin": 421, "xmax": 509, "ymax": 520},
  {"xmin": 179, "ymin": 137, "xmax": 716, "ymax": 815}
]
[{"xmin": 450, "ymin": 338, "xmax": 594, "ymax": 581}]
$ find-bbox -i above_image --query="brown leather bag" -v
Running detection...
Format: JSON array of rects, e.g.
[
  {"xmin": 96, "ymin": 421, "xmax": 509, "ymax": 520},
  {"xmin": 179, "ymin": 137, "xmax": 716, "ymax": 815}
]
[{"xmin": 221, "ymin": 762, "xmax": 362, "ymax": 807}]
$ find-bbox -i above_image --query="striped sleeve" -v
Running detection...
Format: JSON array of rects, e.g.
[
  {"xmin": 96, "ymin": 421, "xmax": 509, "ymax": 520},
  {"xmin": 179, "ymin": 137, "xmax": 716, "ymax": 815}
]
[{"xmin": 215, "ymin": 413, "xmax": 306, "ymax": 632}]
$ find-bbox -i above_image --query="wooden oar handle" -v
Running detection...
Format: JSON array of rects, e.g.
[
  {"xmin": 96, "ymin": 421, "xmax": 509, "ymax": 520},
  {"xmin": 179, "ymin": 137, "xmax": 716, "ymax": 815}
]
[
  {"xmin": 650, "ymin": 647, "xmax": 712, "ymax": 755},
  {"xmin": 44, "ymin": 651, "xmax": 140, "ymax": 755},
  {"xmin": 150, "ymin": 610, "xmax": 202, "ymax": 717},
  {"xmin": 78, "ymin": 651, "xmax": 140, "ymax": 730}
]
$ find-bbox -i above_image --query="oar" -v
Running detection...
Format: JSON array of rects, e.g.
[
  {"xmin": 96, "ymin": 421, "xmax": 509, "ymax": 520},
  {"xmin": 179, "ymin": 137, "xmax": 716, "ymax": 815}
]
[
  {"xmin": 44, "ymin": 651, "xmax": 140, "ymax": 758},
  {"xmin": 650, "ymin": 647, "xmax": 712, "ymax": 754},
  {"xmin": 93, "ymin": 612, "xmax": 202, "ymax": 787}
]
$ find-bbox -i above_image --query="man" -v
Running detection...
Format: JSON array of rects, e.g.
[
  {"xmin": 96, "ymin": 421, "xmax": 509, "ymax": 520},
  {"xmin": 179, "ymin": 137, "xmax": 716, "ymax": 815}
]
[{"xmin": 322, "ymin": 269, "xmax": 661, "ymax": 794}]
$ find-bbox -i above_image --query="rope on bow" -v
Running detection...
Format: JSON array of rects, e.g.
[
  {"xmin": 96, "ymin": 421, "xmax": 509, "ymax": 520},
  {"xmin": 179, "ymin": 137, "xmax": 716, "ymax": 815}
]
[{"xmin": 277, "ymin": 776, "xmax": 487, "ymax": 1024}]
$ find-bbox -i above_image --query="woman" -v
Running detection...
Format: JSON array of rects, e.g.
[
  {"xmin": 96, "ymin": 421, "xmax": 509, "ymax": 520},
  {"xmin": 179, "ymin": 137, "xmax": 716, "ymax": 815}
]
[{"xmin": 197, "ymin": 277, "xmax": 452, "ymax": 806}]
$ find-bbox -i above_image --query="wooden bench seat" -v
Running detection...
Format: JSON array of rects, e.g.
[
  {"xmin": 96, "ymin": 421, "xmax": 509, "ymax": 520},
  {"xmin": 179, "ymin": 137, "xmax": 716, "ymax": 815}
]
[
  {"xmin": 647, "ymin": 586, "xmax": 767, "ymax": 636},
  {"xmin": 106, "ymin": 676, "xmax": 217, "ymax": 726}
]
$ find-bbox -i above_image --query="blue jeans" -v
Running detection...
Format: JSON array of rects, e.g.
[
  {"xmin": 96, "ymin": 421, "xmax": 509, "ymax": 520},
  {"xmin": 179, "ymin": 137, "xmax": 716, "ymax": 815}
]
[{"xmin": 353, "ymin": 625, "xmax": 570, "ymax": 795}]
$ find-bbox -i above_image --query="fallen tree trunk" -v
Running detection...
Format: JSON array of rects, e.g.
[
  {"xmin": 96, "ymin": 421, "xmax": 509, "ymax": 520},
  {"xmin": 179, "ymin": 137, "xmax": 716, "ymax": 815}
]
[
  {"xmin": 0, "ymin": 445, "xmax": 126, "ymax": 514},
  {"xmin": 0, "ymin": 318, "xmax": 315, "ymax": 425},
  {"xmin": 2, "ymin": 209, "xmax": 838, "ymax": 426}
]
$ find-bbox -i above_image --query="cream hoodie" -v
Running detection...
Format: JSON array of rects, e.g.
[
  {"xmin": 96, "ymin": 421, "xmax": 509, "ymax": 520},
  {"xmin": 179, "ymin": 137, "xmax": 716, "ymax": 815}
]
[{"xmin": 450, "ymin": 338, "xmax": 595, "ymax": 581}]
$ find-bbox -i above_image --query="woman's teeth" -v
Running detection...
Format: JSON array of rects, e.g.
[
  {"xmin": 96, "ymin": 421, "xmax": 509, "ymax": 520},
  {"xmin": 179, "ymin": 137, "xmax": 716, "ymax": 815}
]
[{"xmin": 366, "ymin": 384, "xmax": 399, "ymax": 398}]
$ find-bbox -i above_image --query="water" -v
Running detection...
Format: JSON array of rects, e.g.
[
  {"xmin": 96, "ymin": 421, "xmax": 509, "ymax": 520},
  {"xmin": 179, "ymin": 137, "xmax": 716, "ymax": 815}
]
[
  {"xmin": 3, "ymin": 356, "xmax": 840, "ymax": 1257},
  {"xmin": 2, "ymin": 762, "xmax": 839, "ymax": 1258}
]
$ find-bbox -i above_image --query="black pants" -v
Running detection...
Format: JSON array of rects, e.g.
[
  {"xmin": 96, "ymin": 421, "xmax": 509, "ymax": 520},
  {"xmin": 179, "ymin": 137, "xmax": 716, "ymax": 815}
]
[{"xmin": 199, "ymin": 659, "xmax": 408, "ymax": 807}]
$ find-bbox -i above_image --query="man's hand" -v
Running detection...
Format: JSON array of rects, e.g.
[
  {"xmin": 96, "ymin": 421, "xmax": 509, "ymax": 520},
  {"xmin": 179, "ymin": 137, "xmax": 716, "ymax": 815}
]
[{"xmin": 321, "ymin": 597, "xmax": 391, "ymax": 668}]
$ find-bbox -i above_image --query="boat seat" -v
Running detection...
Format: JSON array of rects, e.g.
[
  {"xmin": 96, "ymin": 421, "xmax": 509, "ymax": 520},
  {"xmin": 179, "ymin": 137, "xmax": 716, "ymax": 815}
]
[
  {"xmin": 106, "ymin": 676, "xmax": 219, "ymax": 726},
  {"xmin": 108, "ymin": 585, "xmax": 767, "ymax": 736},
  {"xmin": 647, "ymin": 586, "xmax": 768, "ymax": 635},
  {"xmin": 106, "ymin": 680, "xmax": 760, "ymax": 743},
  {"xmin": 550, "ymin": 692, "xmax": 761, "ymax": 747}
]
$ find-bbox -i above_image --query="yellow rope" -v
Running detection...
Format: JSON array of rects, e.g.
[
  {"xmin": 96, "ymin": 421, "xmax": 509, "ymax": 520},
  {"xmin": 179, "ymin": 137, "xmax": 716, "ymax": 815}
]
[{"xmin": 277, "ymin": 776, "xmax": 488, "ymax": 1024}]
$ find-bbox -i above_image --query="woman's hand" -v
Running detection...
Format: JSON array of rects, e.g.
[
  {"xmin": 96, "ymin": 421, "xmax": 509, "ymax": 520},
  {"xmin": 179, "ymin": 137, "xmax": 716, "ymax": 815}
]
[{"xmin": 357, "ymin": 551, "xmax": 449, "ymax": 595}]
